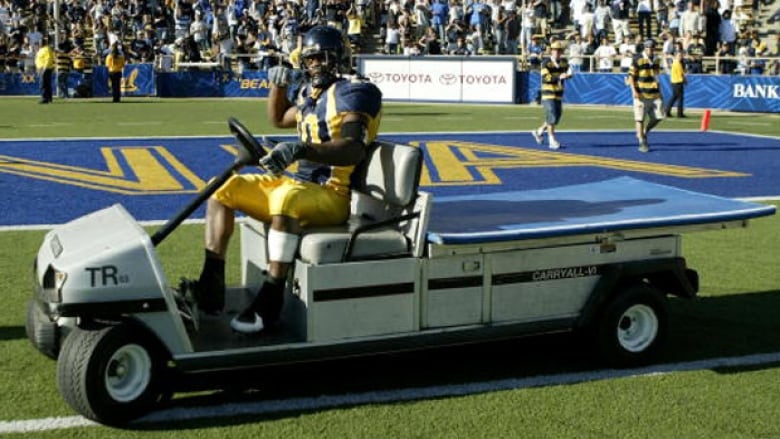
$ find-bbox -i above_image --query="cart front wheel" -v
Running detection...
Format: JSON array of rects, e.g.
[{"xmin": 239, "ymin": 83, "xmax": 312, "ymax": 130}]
[
  {"xmin": 597, "ymin": 284, "xmax": 668, "ymax": 368},
  {"xmin": 25, "ymin": 300, "xmax": 59, "ymax": 360},
  {"xmin": 57, "ymin": 324, "xmax": 170, "ymax": 425}
]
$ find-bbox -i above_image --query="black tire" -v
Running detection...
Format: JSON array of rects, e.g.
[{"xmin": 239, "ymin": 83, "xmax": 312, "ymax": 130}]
[
  {"xmin": 25, "ymin": 300, "xmax": 59, "ymax": 360},
  {"xmin": 56, "ymin": 324, "xmax": 170, "ymax": 425},
  {"xmin": 596, "ymin": 284, "xmax": 669, "ymax": 368}
]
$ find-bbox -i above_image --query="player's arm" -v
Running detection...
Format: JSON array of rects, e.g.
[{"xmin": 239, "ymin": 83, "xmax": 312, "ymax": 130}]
[
  {"xmin": 267, "ymin": 84, "xmax": 297, "ymax": 128},
  {"xmin": 302, "ymin": 112, "xmax": 367, "ymax": 166}
]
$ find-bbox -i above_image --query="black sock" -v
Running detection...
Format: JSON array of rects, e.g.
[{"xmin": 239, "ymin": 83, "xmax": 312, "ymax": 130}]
[
  {"xmin": 198, "ymin": 250, "xmax": 225, "ymax": 288},
  {"xmin": 197, "ymin": 250, "xmax": 225, "ymax": 312},
  {"xmin": 243, "ymin": 276, "xmax": 285, "ymax": 325}
]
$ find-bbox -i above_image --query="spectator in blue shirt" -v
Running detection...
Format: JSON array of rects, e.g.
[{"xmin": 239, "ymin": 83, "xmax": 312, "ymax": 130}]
[
  {"xmin": 432, "ymin": 0, "xmax": 449, "ymax": 44},
  {"xmin": 467, "ymin": 0, "xmax": 487, "ymax": 33},
  {"xmin": 527, "ymin": 34, "xmax": 544, "ymax": 68}
]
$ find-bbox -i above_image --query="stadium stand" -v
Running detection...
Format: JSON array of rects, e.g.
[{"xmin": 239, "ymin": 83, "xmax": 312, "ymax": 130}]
[{"xmin": 0, "ymin": 0, "xmax": 776, "ymax": 75}]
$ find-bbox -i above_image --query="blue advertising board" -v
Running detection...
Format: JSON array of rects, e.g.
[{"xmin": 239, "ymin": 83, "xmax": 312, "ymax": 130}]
[{"xmin": 524, "ymin": 71, "xmax": 780, "ymax": 113}]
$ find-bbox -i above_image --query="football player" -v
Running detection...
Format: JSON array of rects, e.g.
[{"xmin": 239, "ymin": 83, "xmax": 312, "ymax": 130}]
[{"xmin": 191, "ymin": 25, "xmax": 383, "ymax": 334}]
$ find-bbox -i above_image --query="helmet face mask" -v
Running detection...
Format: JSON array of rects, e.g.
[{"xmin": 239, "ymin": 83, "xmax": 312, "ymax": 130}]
[{"xmin": 301, "ymin": 26, "xmax": 348, "ymax": 88}]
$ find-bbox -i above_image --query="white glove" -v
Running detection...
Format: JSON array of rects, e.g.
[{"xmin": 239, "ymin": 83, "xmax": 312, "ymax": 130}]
[{"xmin": 268, "ymin": 65, "xmax": 292, "ymax": 87}]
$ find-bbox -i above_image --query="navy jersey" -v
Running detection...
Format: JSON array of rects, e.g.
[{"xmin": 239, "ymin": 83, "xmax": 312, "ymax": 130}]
[{"xmin": 292, "ymin": 78, "xmax": 383, "ymax": 195}]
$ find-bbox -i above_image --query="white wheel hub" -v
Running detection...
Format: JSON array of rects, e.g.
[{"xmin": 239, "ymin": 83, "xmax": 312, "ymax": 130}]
[
  {"xmin": 616, "ymin": 304, "xmax": 658, "ymax": 353},
  {"xmin": 105, "ymin": 343, "xmax": 152, "ymax": 402}
]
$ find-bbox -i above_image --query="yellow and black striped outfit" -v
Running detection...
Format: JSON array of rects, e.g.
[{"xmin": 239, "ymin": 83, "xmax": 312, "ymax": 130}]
[
  {"xmin": 56, "ymin": 51, "xmax": 71, "ymax": 97},
  {"xmin": 72, "ymin": 51, "xmax": 94, "ymax": 97},
  {"xmin": 540, "ymin": 57, "xmax": 569, "ymax": 101},
  {"xmin": 56, "ymin": 51, "xmax": 71, "ymax": 73},
  {"xmin": 628, "ymin": 55, "xmax": 661, "ymax": 100}
]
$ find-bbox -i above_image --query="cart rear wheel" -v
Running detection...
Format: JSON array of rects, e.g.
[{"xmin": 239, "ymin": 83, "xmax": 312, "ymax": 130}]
[
  {"xmin": 57, "ymin": 324, "xmax": 170, "ymax": 425},
  {"xmin": 597, "ymin": 284, "xmax": 668, "ymax": 368}
]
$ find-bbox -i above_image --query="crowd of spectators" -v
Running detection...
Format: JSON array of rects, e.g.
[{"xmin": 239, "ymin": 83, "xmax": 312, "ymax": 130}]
[
  {"xmin": 0, "ymin": 0, "xmax": 364, "ymax": 74},
  {"xmin": 0, "ymin": 0, "xmax": 776, "ymax": 76},
  {"xmin": 369, "ymin": 0, "xmax": 778, "ymax": 74}
]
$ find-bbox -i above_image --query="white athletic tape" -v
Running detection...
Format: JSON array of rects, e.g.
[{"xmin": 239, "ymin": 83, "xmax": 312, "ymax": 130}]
[{"xmin": 267, "ymin": 229, "xmax": 299, "ymax": 262}]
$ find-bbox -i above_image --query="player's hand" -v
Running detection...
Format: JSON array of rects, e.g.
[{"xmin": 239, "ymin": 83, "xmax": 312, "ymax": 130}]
[
  {"xmin": 259, "ymin": 140, "xmax": 307, "ymax": 176},
  {"xmin": 268, "ymin": 65, "xmax": 292, "ymax": 87}
]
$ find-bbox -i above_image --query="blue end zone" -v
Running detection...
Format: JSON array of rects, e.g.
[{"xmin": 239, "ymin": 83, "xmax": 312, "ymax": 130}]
[
  {"xmin": 0, "ymin": 130, "xmax": 777, "ymax": 227},
  {"xmin": 426, "ymin": 176, "xmax": 776, "ymax": 245}
]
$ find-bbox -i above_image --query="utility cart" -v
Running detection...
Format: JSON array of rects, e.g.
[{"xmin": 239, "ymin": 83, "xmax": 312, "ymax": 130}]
[{"xmin": 25, "ymin": 119, "xmax": 776, "ymax": 425}]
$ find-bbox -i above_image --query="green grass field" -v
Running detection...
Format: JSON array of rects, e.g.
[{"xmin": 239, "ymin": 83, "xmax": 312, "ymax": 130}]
[{"xmin": 0, "ymin": 97, "xmax": 778, "ymax": 438}]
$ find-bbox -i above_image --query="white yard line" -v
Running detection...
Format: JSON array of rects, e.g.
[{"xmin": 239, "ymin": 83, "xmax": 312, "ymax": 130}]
[
  {"xmin": 724, "ymin": 121, "xmax": 770, "ymax": 126},
  {"xmin": 25, "ymin": 123, "xmax": 72, "ymax": 127},
  {"xmin": 434, "ymin": 115, "xmax": 474, "ymax": 120},
  {"xmin": 116, "ymin": 121, "xmax": 163, "ymax": 126},
  {"xmin": 2, "ymin": 351, "xmax": 780, "ymax": 434}
]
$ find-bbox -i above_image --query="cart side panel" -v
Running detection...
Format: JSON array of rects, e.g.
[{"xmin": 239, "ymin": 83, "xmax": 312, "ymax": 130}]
[
  {"xmin": 422, "ymin": 254, "xmax": 485, "ymax": 328},
  {"xmin": 488, "ymin": 236, "xmax": 681, "ymax": 323},
  {"xmin": 240, "ymin": 219, "xmax": 269, "ymax": 292},
  {"xmin": 295, "ymin": 258, "xmax": 421, "ymax": 342}
]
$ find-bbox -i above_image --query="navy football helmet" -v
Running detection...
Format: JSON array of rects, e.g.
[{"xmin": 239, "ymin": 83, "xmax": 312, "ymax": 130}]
[{"xmin": 300, "ymin": 26, "xmax": 350, "ymax": 88}]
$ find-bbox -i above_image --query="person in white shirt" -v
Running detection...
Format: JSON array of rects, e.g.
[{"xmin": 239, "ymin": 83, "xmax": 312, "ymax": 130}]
[
  {"xmin": 385, "ymin": 23, "xmax": 401, "ymax": 53},
  {"xmin": 593, "ymin": 0, "xmax": 611, "ymax": 44},
  {"xmin": 570, "ymin": 0, "xmax": 587, "ymax": 31},
  {"xmin": 619, "ymin": 33, "xmax": 639, "ymax": 72},
  {"xmin": 678, "ymin": 2, "xmax": 703, "ymax": 37},
  {"xmin": 226, "ymin": 0, "xmax": 239, "ymax": 40},
  {"xmin": 449, "ymin": 0, "xmax": 464, "ymax": 23},
  {"xmin": 636, "ymin": 0, "xmax": 653, "ymax": 39},
  {"xmin": 190, "ymin": 12, "xmax": 210, "ymax": 50},
  {"xmin": 502, "ymin": 0, "xmax": 517, "ymax": 13},
  {"xmin": 594, "ymin": 35, "xmax": 617, "ymax": 71},
  {"xmin": 467, "ymin": 25, "xmax": 483, "ymax": 54},
  {"xmin": 520, "ymin": 0, "xmax": 535, "ymax": 53},
  {"xmin": 567, "ymin": 33, "xmax": 585, "ymax": 71},
  {"xmin": 661, "ymin": 32, "xmax": 677, "ymax": 71},
  {"xmin": 579, "ymin": 3, "xmax": 595, "ymax": 39}
]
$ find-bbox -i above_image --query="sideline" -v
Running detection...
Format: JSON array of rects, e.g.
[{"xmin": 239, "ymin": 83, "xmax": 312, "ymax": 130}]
[{"xmin": 2, "ymin": 351, "xmax": 780, "ymax": 434}]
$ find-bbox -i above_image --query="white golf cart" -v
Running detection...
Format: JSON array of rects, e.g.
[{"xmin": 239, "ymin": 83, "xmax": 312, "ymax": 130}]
[{"xmin": 26, "ymin": 119, "xmax": 776, "ymax": 425}]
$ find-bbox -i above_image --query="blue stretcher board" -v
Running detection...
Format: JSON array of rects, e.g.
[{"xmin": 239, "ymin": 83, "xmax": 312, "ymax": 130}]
[{"xmin": 426, "ymin": 177, "xmax": 776, "ymax": 245}]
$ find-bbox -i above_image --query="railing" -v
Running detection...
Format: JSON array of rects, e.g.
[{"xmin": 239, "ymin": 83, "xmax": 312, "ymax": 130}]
[
  {"xmin": 87, "ymin": 51, "xmax": 780, "ymax": 77},
  {"xmin": 516, "ymin": 53, "xmax": 780, "ymax": 75}
]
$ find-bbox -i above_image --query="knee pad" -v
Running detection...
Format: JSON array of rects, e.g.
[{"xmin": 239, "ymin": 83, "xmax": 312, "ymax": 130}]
[{"xmin": 267, "ymin": 229, "xmax": 300, "ymax": 263}]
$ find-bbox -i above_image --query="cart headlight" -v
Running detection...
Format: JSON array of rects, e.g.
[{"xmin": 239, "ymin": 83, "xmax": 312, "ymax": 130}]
[{"xmin": 40, "ymin": 265, "xmax": 66, "ymax": 303}]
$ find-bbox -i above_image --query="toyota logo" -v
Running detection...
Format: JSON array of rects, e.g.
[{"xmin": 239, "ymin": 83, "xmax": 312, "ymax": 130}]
[
  {"xmin": 439, "ymin": 74, "xmax": 457, "ymax": 85},
  {"xmin": 367, "ymin": 72, "xmax": 384, "ymax": 83}
]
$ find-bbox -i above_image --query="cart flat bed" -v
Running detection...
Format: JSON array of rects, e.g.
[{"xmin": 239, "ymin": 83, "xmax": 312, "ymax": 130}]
[{"xmin": 427, "ymin": 177, "xmax": 775, "ymax": 247}]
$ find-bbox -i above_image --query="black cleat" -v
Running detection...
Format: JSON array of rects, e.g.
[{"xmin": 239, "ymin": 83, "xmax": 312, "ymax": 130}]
[{"xmin": 179, "ymin": 278, "xmax": 224, "ymax": 316}]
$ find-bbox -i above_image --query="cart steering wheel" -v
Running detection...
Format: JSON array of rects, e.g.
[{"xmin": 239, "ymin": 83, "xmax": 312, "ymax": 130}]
[{"xmin": 227, "ymin": 117, "xmax": 269, "ymax": 168}]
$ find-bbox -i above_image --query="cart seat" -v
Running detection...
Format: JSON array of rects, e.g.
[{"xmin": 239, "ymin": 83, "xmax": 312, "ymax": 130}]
[
  {"xmin": 242, "ymin": 141, "xmax": 429, "ymax": 266},
  {"xmin": 298, "ymin": 140, "xmax": 429, "ymax": 264}
]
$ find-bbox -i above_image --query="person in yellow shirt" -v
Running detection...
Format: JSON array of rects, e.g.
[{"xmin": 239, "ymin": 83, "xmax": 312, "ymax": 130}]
[
  {"xmin": 105, "ymin": 41, "xmax": 125, "ymax": 103},
  {"xmin": 35, "ymin": 37, "xmax": 55, "ymax": 104},
  {"xmin": 664, "ymin": 49, "xmax": 687, "ymax": 118}
]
